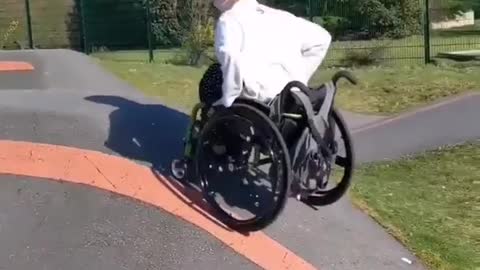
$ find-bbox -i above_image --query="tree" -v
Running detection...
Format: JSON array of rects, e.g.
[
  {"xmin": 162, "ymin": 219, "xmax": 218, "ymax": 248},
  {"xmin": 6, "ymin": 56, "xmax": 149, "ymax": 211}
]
[
  {"xmin": 350, "ymin": 0, "xmax": 423, "ymax": 38},
  {"xmin": 180, "ymin": 0, "xmax": 215, "ymax": 65},
  {"xmin": 148, "ymin": 0, "xmax": 184, "ymax": 47}
]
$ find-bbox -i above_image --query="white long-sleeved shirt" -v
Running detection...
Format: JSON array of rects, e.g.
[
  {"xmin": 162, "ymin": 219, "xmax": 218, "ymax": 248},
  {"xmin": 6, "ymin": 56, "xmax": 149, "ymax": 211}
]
[{"xmin": 213, "ymin": 0, "xmax": 332, "ymax": 108}]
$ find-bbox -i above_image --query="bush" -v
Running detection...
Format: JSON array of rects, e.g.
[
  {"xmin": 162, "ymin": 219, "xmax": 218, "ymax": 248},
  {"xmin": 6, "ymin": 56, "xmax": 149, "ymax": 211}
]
[
  {"xmin": 148, "ymin": 0, "xmax": 184, "ymax": 47},
  {"xmin": 313, "ymin": 16, "xmax": 350, "ymax": 38},
  {"xmin": 168, "ymin": 18, "xmax": 214, "ymax": 66},
  {"xmin": 340, "ymin": 44, "xmax": 387, "ymax": 67},
  {"xmin": 167, "ymin": 0, "xmax": 215, "ymax": 66},
  {"xmin": 182, "ymin": 18, "xmax": 215, "ymax": 65},
  {"xmin": 356, "ymin": 0, "xmax": 422, "ymax": 39},
  {"xmin": 309, "ymin": 0, "xmax": 422, "ymax": 40}
]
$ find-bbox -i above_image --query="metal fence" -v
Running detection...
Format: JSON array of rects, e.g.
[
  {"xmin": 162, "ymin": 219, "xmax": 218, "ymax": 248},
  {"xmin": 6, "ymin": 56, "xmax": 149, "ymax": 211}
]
[{"xmin": 1, "ymin": 0, "xmax": 479, "ymax": 65}]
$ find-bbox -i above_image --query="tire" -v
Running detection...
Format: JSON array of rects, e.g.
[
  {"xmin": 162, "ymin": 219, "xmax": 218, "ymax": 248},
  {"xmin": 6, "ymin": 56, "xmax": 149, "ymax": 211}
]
[
  {"xmin": 305, "ymin": 107, "xmax": 356, "ymax": 206},
  {"xmin": 195, "ymin": 103, "xmax": 292, "ymax": 232}
]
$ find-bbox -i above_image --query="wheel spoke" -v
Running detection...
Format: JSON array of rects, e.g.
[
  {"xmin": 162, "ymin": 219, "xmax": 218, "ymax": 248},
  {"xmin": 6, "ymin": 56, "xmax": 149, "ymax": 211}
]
[
  {"xmin": 335, "ymin": 155, "xmax": 347, "ymax": 167},
  {"xmin": 257, "ymin": 158, "xmax": 272, "ymax": 166},
  {"xmin": 233, "ymin": 157, "xmax": 273, "ymax": 172}
]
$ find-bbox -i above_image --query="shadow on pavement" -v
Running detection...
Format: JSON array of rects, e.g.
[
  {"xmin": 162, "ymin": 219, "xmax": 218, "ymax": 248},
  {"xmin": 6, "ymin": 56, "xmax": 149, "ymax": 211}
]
[
  {"xmin": 150, "ymin": 168, "xmax": 233, "ymax": 231},
  {"xmin": 85, "ymin": 95, "xmax": 188, "ymax": 172},
  {"xmin": 85, "ymin": 95, "xmax": 243, "ymax": 233}
]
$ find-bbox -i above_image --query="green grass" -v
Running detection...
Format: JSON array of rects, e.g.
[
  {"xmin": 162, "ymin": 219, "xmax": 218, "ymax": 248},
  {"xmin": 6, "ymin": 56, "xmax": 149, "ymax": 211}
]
[
  {"xmin": 98, "ymin": 58, "xmax": 205, "ymax": 112},
  {"xmin": 351, "ymin": 141, "xmax": 480, "ymax": 270},
  {"xmin": 97, "ymin": 52, "xmax": 480, "ymax": 115},
  {"xmin": 312, "ymin": 64, "xmax": 480, "ymax": 115},
  {"xmin": 92, "ymin": 49, "xmax": 183, "ymax": 63}
]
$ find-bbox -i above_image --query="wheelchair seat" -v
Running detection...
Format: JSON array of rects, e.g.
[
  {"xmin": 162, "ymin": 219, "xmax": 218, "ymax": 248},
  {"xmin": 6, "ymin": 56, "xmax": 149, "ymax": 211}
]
[
  {"xmin": 234, "ymin": 83, "xmax": 327, "ymax": 115},
  {"xmin": 232, "ymin": 83, "xmax": 328, "ymax": 146}
]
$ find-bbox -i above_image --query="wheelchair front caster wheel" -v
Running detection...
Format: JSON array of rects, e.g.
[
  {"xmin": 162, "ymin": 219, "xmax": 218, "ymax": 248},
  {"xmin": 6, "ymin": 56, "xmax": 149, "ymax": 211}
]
[{"xmin": 171, "ymin": 159, "xmax": 188, "ymax": 180}]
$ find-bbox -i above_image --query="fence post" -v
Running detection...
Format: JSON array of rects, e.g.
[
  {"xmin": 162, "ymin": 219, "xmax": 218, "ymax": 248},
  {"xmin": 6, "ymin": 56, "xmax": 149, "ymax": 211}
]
[
  {"xmin": 24, "ymin": 0, "xmax": 34, "ymax": 49},
  {"xmin": 76, "ymin": 0, "xmax": 85, "ymax": 53},
  {"xmin": 78, "ymin": 0, "xmax": 89, "ymax": 53},
  {"xmin": 308, "ymin": 0, "xmax": 313, "ymax": 21},
  {"xmin": 146, "ymin": 0, "xmax": 154, "ymax": 63},
  {"xmin": 424, "ymin": 0, "xmax": 431, "ymax": 64}
]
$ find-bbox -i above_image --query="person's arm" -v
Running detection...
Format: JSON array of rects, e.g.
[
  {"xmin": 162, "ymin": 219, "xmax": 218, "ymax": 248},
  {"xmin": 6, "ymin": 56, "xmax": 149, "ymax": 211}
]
[
  {"xmin": 296, "ymin": 18, "xmax": 332, "ymax": 82},
  {"xmin": 213, "ymin": 15, "xmax": 244, "ymax": 108}
]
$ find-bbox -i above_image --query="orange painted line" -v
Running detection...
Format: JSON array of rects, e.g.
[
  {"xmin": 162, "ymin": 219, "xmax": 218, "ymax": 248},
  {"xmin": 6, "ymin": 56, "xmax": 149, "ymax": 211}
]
[
  {"xmin": 0, "ymin": 61, "xmax": 34, "ymax": 72},
  {"xmin": 0, "ymin": 140, "xmax": 316, "ymax": 270}
]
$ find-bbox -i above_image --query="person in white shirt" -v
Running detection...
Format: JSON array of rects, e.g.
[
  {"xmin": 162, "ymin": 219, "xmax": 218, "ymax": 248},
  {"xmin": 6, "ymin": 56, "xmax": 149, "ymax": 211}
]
[
  {"xmin": 172, "ymin": 0, "xmax": 332, "ymax": 179},
  {"xmin": 201, "ymin": 0, "xmax": 332, "ymax": 108}
]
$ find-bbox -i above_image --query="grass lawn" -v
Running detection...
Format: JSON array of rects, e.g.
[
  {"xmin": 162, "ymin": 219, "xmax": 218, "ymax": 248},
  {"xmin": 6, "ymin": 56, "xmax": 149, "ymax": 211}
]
[
  {"xmin": 312, "ymin": 63, "xmax": 480, "ymax": 115},
  {"xmin": 97, "ymin": 57, "xmax": 205, "ymax": 112},
  {"xmin": 351, "ymin": 141, "xmax": 480, "ymax": 270},
  {"xmin": 97, "ymin": 51, "xmax": 480, "ymax": 115}
]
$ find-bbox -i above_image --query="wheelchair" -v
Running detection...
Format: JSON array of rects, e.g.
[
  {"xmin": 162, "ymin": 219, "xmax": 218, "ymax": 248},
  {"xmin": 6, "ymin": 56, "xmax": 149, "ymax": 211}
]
[{"xmin": 171, "ymin": 70, "xmax": 357, "ymax": 232}]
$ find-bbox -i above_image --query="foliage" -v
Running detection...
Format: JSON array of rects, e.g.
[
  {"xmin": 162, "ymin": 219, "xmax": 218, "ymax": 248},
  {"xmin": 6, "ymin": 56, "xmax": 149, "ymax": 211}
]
[
  {"xmin": 338, "ymin": 40, "xmax": 394, "ymax": 67},
  {"xmin": 170, "ymin": 0, "xmax": 215, "ymax": 66},
  {"xmin": 181, "ymin": 20, "xmax": 215, "ymax": 66},
  {"xmin": 272, "ymin": 0, "xmax": 310, "ymax": 17},
  {"xmin": 147, "ymin": 0, "xmax": 216, "ymax": 54},
  {"xmin": 0, "ymin": 20, "xmax": 19, "ymax": 49},
  {"xmin": 356, "ymin": 0, "xmax": 423, "ymax": 38},
  {"xmin": 273, "ymin": 0, "xmax": 423, "ymax": 39},
  {"xmin": 340, "ymin": 47, "xmax": 385, "ymax": 67},
  {"xmin": 313, "ymin": 16, "xmax": 350, "ymax": 38},
  {"xmin": 148, "ymin": 0, "xmax": 184, "ymax": 47}
]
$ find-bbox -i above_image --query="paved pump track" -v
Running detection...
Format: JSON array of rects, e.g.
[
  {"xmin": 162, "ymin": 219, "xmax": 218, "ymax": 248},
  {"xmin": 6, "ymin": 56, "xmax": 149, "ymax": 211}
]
[{"xmin": 0, "ymin": 49, "xmax": 479, "ymax": 270}]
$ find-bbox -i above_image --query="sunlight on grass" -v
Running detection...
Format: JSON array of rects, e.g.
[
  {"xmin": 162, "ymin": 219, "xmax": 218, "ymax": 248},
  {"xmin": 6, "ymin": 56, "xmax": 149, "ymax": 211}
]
[
  {"xmin": 308, "ymin": 64, "xmax": 479, "ymax": 115},
  {"xmin": 351, "ymin": 141, "xmax": 480, "ymax": 270},
  {"xmin": 98, "ymin": 56, "xmax": 480, "ymax": 115},
  {"xmin": 98, "ymin": 59, "xmax": 205, "ymax": 112}
]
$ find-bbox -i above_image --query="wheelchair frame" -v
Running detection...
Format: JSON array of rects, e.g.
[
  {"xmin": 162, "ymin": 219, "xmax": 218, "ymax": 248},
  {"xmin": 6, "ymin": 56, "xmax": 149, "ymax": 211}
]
[{"xmin": 172, "ymin": 70, "xmax": 358, "ymax": 231}]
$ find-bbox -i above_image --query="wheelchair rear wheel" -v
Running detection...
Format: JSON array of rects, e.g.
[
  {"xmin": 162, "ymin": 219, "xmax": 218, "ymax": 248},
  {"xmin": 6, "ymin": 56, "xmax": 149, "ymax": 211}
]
[
  {"xmin": 195, "ymin": 103, "xmax": 292, "ymax": 232},
  {"xmin": 303, "ymin": 108, "xmax": 355, "ymax": 206}
]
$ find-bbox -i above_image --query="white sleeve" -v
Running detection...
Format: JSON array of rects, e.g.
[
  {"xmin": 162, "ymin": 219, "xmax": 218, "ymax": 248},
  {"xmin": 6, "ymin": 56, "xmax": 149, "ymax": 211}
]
[
  {"xmin": 296, "ymin": 18, "xmax": 332, "ymax": 82},
  {"xmin": 213, "ymin": 16, "xmax": 244, "ymax": 108}
]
